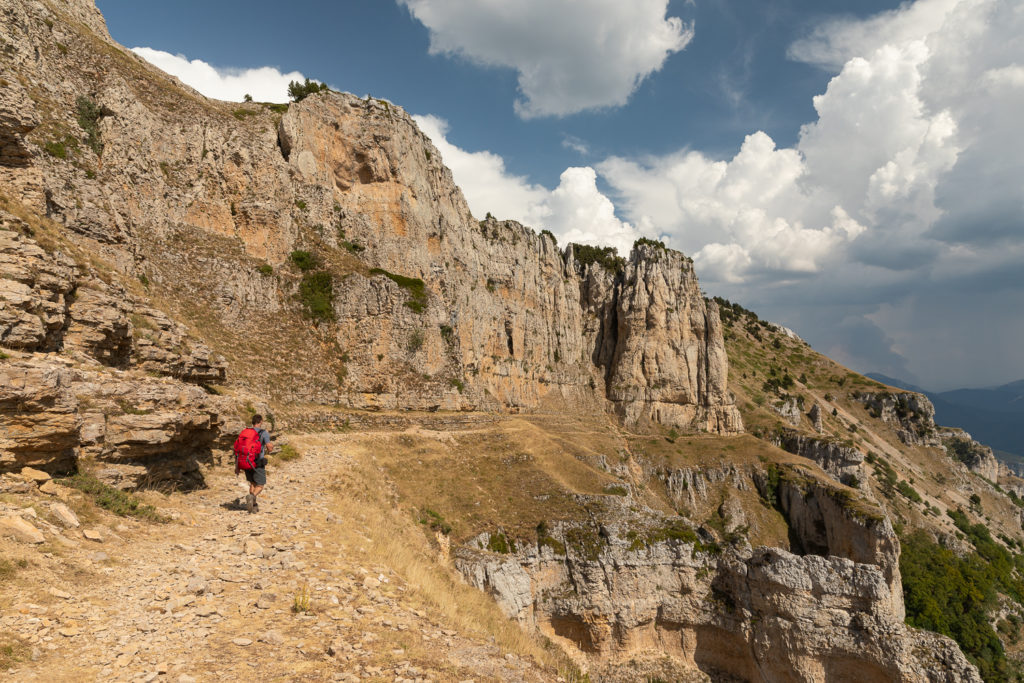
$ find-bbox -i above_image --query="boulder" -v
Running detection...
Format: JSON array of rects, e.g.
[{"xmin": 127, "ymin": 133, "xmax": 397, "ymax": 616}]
[{"xmin": 0, "ymin": 515, "xmax": 45, "ymax": 543}]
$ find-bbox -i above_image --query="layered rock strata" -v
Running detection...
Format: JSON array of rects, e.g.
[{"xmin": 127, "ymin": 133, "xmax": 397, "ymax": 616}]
[
  {"xmin": 0, "ymin": 218, "xmax": 235, "ymax": 485},
  {"xmin": 772, "ymin": 429, "xmax": 867, "ymax": 487},
  {"xmin": 456, "ymin": 466, "xmax": 978, "ymax": 682}
]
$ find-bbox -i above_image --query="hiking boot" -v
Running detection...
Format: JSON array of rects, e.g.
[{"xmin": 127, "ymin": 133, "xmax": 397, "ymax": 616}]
[
  {"xmin": 245, "ymin": 493, "xmax": 255, "ymax": 513},
  {"xmin": 253, "ymin": 502, "xmax": 259, "ymax": 513}
]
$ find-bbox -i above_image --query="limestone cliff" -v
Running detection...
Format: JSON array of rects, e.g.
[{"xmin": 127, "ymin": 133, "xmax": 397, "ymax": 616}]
[
  {"xmin": 0, "ymin": 0, "xmax": 739, "ymax": 434},
  {"xmin": 455, "ymin": 463, "xmax": 976, "ymax": 682}
]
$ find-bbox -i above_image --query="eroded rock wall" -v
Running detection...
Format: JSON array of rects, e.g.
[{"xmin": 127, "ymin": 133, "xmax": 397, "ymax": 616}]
[
  {"xmin": 0, "ymin": 214, "xmax": 236, "ymax": 486},
  {"xmin": 455, "ymin": 470, "xmax": 977, "ymax": 682},
  {"xmin": 0, "ymin": 0, "xmax": 740, "ymax": 434}
]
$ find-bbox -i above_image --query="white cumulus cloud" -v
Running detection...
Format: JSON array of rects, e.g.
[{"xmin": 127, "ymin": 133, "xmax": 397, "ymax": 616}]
[
  {"xmin": 132, "ymin": 47, "xmax": 305, "ymax": 103},
  {"xmin": 398, "ymin": 0, "xmax": 692, "ymax": 118},
  {"xmin": 414, "ymin": 114, "xmax": 639, "ymax": 254},
  {"xmin": 594, "ymin": 0, "xmax": 1024, "ymax": 387}
]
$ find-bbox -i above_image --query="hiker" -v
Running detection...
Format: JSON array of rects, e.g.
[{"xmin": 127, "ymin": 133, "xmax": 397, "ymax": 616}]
[{"xmin": 234, "ymin": 414, "xmax": 273, "ymax": 513}]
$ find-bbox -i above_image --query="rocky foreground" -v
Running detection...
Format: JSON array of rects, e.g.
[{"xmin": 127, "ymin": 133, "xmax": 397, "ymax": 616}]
[{"xmin": 0, "ymin": 434, "xmax": 562, "ymax": 682}]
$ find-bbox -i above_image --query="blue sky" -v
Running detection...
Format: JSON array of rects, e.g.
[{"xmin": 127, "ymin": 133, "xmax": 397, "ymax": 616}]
[{"xmin": 95, "ymin": 0, "xmax": 1024, "ymax": 391}]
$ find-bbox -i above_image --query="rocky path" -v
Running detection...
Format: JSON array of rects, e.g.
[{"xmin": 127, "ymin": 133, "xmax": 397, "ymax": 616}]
[{"xmin": 0, "ymin": 436, "xmax": 552, "ymax": 682}]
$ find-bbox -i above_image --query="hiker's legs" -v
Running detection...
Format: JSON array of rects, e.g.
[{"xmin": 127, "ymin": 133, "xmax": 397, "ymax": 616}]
[{"xmin": 252, "ymin": 484, "xmax": 264, "ymax": 497}]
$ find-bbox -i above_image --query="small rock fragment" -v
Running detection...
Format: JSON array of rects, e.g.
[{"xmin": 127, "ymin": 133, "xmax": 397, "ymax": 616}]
[
  {"xmin": 38, "ymin": 480, "xmax": 61, "ymax": 496},
  {"xmin": 20, "ymin": 467, "xmax": 51, "ymax": 483},
  {"xmin": 0, "ymin": 515, "xmax": 45, "ymax": 544},
  {"xmin": 258, "ymin": 630, "xmax": 285, "ymax": 645},
  {"xmin": 49, "ymin": 502, "xmax": 80, "ymax": 528}
]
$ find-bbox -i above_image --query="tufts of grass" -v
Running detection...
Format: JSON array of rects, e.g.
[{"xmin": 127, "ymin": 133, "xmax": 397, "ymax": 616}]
[
  {"xmin": 116, "ymin": 399, "xmax": 153, "ymax": 415},
  {"xmin": 0, "ymin": 558, "xmax": 29, "ymax": 582},
  {"xmin": 407, "ymin": 329, "xmax": 424, "ymax": 353},
  {"xmin": 276, "ymin": 443, "xmax": 301, "ymax": 462},
  {"xmin": 58, "ymin": 473, "xmax": 168, "ymax": 522},
  {"xmin": 369, "ymin": 268, "xmax": 427, "ymax": 313},
  {"xmin": 257, "ymin": 264, "xmax": 273, "ymax": 276},
  {"xmin": 291, "ymin": 583, "xmax": 312, "ymax": 613},
  {"xmin": 0, "ymin": 632, "xmax": 31, "ymax": 669},
  {"xmin": 231, "ymin": 108, "xmax": 258, "ymax": 120}
]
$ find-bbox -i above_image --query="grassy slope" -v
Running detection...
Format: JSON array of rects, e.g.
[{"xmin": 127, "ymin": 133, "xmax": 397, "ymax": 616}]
[{"xmin": 718, "ymin": 299, "xmax": 1024, "ymax": 678}]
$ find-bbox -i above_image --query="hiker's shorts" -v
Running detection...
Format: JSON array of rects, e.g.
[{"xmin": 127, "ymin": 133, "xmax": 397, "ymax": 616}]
[{"xmin": 244, "ymin": 467, "xmax": 267, "ymax": 486}]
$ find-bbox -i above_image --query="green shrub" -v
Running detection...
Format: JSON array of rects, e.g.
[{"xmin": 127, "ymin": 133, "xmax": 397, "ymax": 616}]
[
  {"xmin": 58, "ymin": 473, "xmax": 167, "ymax": 522},
  {"xmin": 486, "ymin": 532, "xmax": 515, "ymax": 554},
  {"xmin": 288, "ymin": 78, "xmax": 329, "ymax": 102},
  {"xmin": 44, "ymin": 140, "xmax": 68, "ymax": 158},
  {"xmin": 448, "ymin": 378, "xmax": 464, "ymax": 393},
  {"xmin": 633, "ymin": 237, "xmax": 666, "ymax": 251},
  {"xmin": 231, "ymin": 108, "xmax": 258, "ymax": 120},
  {"xmin": 540, "ymin": 229, "xmax": 557, "ymax": 245},
  {"xmin": 298, "ymin": 271, "xmax": 334, "ymax": 321},
  {"xmin": 276, "ymin": 443, "xmax": 301, "ymax": 462},
  {"xmin": 571, "ymin": 243, "xmax": 625, "ymax": 274},
  {"xmin": 75, "ymin": 96, "xmax": 103, "ymax": 155},
  {"xmin": 418, "ymin": 508, "xmax": 451, "ymax": 535},
  {"xmin": 896, "ymin": 480, "xmax": 922, "ymax": 503},
  {"xmin": 257, "ymin": 264, "xmax": 273, "ymax": 276},
  {"xmin": 407, "ymin": 329, "xmax": 424, "ymax": 353},
  {"xmin": 289, "ymin": 250, "xmax": 317, "ymax": 272},
  {"xmin": 369, "ymin": 268, "xmax": 427, "ymax": 313},
  {"xmin": 264, "ymin": 102, "xmax": 289, "ymax": 114}
]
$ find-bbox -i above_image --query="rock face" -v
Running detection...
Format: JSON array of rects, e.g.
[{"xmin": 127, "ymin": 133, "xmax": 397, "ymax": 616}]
[
  {"xmin": 772, "ymin": 396, "xmax": 802, "ymax": 427},
  {"xmin": 456, "ymin": 469, "xmax": 977, "ymax": 682},
  {"xmin": 0, "ymin": 216, "xmax": 235, "ymax": 485},
  {"xmin": 855, "ymin": 391, "xmax": 940, "ymax": 447},
  {"xmin": 941, "ymin": 430, "xmax": 1000, "ymax": 482},
  {"xmin": 0, "ymin": 0, "xmax": 739, "ymax": 434},
  {"xmin": 773, "ymin": 429, "xmax": 867, "ymax": 487}
]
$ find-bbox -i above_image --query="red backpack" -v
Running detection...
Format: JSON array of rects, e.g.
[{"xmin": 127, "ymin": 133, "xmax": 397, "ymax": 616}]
[{"xmin": 234, "ymin": 428, "xmax": 262, "ymax": 470}]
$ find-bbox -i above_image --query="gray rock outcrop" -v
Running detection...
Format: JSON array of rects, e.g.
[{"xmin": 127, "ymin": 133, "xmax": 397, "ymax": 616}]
[
  {"xmin": 456, "ymin": 469, "xmax": 977, "ymax": 681},
  {"xmin": 855, "ymin": 391, "xmax": 940, "ymax": 447},
  {"xmin": 773, "ymin": 429, "xmax": 867, "ymax": 487}
]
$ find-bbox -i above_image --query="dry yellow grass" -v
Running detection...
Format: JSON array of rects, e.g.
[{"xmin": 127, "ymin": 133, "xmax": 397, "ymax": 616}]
[{"xmin": 294, "ymin": 431, "xmax": 581, "ymax": 675}]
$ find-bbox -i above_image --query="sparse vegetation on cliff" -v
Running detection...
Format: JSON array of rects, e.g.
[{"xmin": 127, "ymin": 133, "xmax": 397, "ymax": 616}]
[
  {"xmin": 369, "ymin": 268, "xmax": 428, "ymax": 313},
  {"xmin": 298, "ymin": 271, "xmax": 334, "ymax": 321},
  {"xmin": 571, "ymin": 243, "xmax": 625, "ymax": 274},
  {"xmin": 287, "ymin": 78, "xmax": 329, "ymax": 102},
  {"xmin": 75, "ymin": 96, "xmax": 103, "ymax": 155}
]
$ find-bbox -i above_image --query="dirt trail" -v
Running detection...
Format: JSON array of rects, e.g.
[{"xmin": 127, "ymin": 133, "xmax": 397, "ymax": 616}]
[{"xmin": 0, "ymin": 435, "xmax": 553, "ymax": 682}]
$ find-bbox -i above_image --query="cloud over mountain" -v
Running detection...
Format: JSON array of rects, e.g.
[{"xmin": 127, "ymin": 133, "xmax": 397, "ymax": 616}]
[
  {"xmin": 414, "ymin": 115, "xmax": 639, "ymax": 254},
  {"xmin": 132, "ymin": 47, "xmax": 304, "ymax": 103}
]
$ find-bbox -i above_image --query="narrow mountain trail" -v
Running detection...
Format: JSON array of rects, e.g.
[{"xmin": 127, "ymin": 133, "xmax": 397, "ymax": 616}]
[{"xmin": 1, "ymin": 433, "xmax": 554, "ymax": 683}]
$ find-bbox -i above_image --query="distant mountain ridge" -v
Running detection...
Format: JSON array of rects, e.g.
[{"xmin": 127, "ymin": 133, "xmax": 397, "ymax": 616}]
[{"xmin": 867, "ymin": 372, "xmax": 1024, "ymax": 463}]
